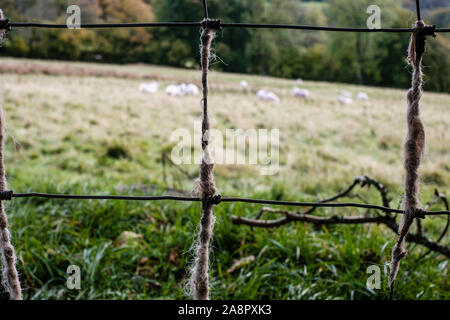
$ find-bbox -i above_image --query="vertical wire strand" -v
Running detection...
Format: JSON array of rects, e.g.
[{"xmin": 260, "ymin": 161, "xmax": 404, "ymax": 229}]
[
  {"xmin": 202, "ymin": 0, "xmax": 209, "ymax": 19},
  {"xmin": 415, "ymin": 0, "xmax": 421, "ymax": 21}
]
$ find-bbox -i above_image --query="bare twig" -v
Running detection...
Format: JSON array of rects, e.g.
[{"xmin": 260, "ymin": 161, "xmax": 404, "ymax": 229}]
[
  {"xmin": 233, "ymin": 209, "xmax": 392, "ymax": 227},
  {"xmin": 415, "ymin": 190, "xmax": 450, "ymax": 261},
  {"xmin": 162, "ymin": 152, "xmax": 196, "ymax": 180},
  {"xmin": 231, "ymin": 209, "xmax": 450, "ymax": 258},
  {"xmin": 415, "ymin": 189, "xmax": 441, "ymax": 235},
  {"xmin": 253, "ymin": 175, "xmax": 391, "ymax": 222},
  {"xmin": 231, "ymin": 177, "xmax": 450, "ymax": 259}
]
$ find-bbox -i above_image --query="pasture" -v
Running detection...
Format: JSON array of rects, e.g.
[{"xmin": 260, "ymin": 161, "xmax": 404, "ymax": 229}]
[{"xmin": 0, "ymin": 57, "xmax": 449, "ymax": 299}]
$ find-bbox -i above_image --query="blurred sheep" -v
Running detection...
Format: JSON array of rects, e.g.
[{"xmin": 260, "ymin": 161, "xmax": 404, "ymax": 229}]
[
  {"xmin": 166, "ymin": 83, "xmax": 199, "ymax": 96},
  {"xmin": 184, "ymin": 83, "xmax": 199, "ymax": 95},
  {"xmin": 240, "ymin": 80, "xmax": 248, "ymax": 88},
  {"xmin": 357, "ymin": 92, "xmax": 369, "ymax": 100},
  {"xmin": 292, "ymin": 87, "xmax": 309, "ymax": 98},
  {"xmin": 139, "ymin": 82, "xmax": 159, "ymax": 93},
  {"xmin": 337, "ymin": 95, "xmax": 353, "ymax": 104},
  {"xmin": 166, "ymin": 84, "xmax": 183, "ymax": 96},
  {"xmin": 257, "ymin": 89, "xmax": 280, "ymax": 104},
  {"xmin": 340, "ymin": 90, "xmax": 352, "ymax": 98}
]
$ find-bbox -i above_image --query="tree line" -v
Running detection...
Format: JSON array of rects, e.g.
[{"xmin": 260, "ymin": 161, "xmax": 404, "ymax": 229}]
[{"xmin": 1, "ymin": 0, "xmax": 449, "ymax": 92}]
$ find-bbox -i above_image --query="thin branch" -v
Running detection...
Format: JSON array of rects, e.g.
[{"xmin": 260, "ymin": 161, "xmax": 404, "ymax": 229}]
[
  {"xmin": 161, "ymin": 152, "xmax": 197, "ymax": 179},
  {"xmin": 231, "ymin": 177, "xmax": 450, "ymax": 259},
  {"xmin": 231, "ymin": 209, "xmax": 450, "ymax": 258},
  {"xmin": 416, "ymin": 189, "xmax": 440, "ymax": 235},
  {"xmin": 232, "ymin": 210, "xmax": 391, "ymax": 227},
  {"xmin": 415, "ymin": 190, "xmax": 450, "ymax": 261},
  {"xmin": 255, "ymin": 175, "xmax": 390, "ymax": 222}
]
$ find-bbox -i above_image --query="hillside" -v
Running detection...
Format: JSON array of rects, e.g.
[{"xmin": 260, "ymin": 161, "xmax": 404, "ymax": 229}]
[
  {"xmin": 1, "ymin": 58, "xmax": 449, "ymax": 299},
  {"xmin": 1, "ymin": 0, "xmax": 449, "ymax": 92}
]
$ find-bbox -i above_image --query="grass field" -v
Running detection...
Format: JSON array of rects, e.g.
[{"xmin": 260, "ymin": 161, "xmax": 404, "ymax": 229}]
[{"xmin": 0, "ymin": 57, "xmax": 449, "ymax": 300}]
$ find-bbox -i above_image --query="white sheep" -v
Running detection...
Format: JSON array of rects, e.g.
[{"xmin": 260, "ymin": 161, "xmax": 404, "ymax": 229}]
[
  {"xmin": 295, "ymin": 78, "xmax": 303, "ymax": 84},
  {"xmin": 357, "ymin": 92, "xmax": 369, "ymax": 100},
  {"xmin": 240, "ymin": 80, "xmax": 248, "ymax": 89},
  {"xmin": 337, "ymin": 95, "xmax": 353, "ymax": 104},
  {"xmin": 340, "ymin": 90, "xmax": 352, "ymax": 98},
  {"xmin": 256, "ymin": 89, "xmax": 266, "ymax": 100},
  {"xmin": 139, "ymin": 82, "xmax": 159, "ymax": 94},
  {"xmin": 266, "ymin": 91, "xmax": 280, "ymax": 104},
  {"xmin": 257, "ymin": 89, "xmax": 280, "ymax": 104},
  {"xmin": 166, "ymin": 84, "xmax": 183, "ymax": 97},
  {"xmin": 292, "ymin": 87, "xmax": 309, "ymax": 98},
  {"xmin": 166, "ymin": 83, "xmax": 199, "ymax": 96},
  {"xmin": 184, "ymin": 83, "xmax": 199, "ymax": 95}
]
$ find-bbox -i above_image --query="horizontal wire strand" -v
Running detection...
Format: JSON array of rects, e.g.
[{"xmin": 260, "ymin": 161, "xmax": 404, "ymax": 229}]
[
  {"xmin": 6, "ymin": 22, "xmax": 449, "ymax": 33},
  {"xmin": 8, "ymin": 192, "xmax": 450, "ymax": 216},
  {"xmin": 9, "ymin": 22, "xmax": 200, "ymax": 28}
]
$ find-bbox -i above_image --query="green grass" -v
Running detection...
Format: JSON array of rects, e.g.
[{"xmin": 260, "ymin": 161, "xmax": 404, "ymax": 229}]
[{"xmin": 0, "ymin": 57, "xmax": 449, "ymax": 300}]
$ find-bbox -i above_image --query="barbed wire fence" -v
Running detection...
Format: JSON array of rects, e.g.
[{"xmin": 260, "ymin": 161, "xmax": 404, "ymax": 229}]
[{"xmin": 0, "ymin": 0, "xmax": 449, "ymax": 300}]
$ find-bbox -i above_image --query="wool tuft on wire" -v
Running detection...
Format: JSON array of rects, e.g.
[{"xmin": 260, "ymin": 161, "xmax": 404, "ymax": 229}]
[
  {"xmin": 0, "ymin": 11, "xmax": 23, "ymax": 298},
  {"xmin": 188, "ymin": 19, "xmax": 220, "ymax": 301}
]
